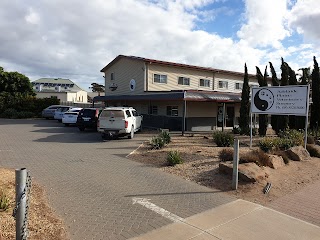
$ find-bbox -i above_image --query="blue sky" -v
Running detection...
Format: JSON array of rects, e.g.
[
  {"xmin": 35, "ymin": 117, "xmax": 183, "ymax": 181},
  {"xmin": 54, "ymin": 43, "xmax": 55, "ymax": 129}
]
[{"xmin": 0, "ymin": 0, "xmax": 319, "ymax": 91}]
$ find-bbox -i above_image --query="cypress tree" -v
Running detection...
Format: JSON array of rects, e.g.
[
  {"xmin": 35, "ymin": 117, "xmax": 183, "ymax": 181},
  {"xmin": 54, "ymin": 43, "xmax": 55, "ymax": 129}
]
[
  {"xmin": 239, "ymin": 63, "xmax": 250, "ymax": 135},
  {"xmin": 278, "ymin": 58, "xmax": 289, "ymax": 132},
  {"xmin": 269, "ymin": 62, "xmax": 279, "ymax": 132},
  {"xmin": 256, "ymin": 66, "xmax": 268, "ymax": 136},
  {"xmin": 310, "ymin": 56, "xmax": 320, "ymax": 129},
  {"xmin": 288, "ymin": 64, "xmax": 298, "ymax": 129}
]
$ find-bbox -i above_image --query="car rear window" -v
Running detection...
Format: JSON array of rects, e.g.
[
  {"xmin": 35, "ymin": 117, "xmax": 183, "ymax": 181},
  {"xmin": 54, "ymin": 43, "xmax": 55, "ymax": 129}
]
[
  {"xmin": 79, "ymin": 109, "xmax": 96, "ymax": 117},
  {"xmin": 100, "ymin": 110, "xmax": 124, "ymax": 118}
]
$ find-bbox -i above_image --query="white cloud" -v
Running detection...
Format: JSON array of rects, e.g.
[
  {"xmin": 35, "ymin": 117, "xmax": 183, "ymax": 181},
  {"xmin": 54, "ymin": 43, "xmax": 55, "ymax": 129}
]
[
  {"xmin": 287, "ymin": 0, "xmax": 320, "ymax": 42},
  {"xmin": 237, "ymin": 0, "xmax": 290, "ymax": 48}
]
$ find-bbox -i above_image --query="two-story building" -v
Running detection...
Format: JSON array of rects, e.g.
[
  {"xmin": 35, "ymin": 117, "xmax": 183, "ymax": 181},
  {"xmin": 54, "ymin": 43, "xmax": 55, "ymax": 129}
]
[
  {"xmin": 94, "ymin": 55, "xmax": 263, "ymax": 131},
  {"xmin": 32, "ymin": 78, "xmax": 88, "ymax": 103}
]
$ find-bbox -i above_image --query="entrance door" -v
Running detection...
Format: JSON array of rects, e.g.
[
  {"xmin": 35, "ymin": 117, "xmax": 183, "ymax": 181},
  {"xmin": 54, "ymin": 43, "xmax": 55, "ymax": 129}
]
[{"xmin": 226, "ymin": 106, "xmax": 234, "ymax": 127}]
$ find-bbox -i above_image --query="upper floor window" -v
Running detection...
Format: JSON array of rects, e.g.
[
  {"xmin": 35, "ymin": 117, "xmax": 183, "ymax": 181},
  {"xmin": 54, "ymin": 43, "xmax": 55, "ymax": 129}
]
[
  {"xmin": 200, "ymin": 79, "xmax": 210, "ymax": 87},
  {"xmin": 178, "ymin": 77, "xmax": 190, "ymax": 86},
  {"xmin": 154, "ymin": 74, "xmax": 167, "ymax": 84},
  {"xmin": 148, "ymin": 105, "xmax": 158, "ymax": 115},
  {"xmin": 111, "ymin": 72, "xmax": 115, "ymax": 80},
  {"xmin": 218, "ymin": 81, "xmax": 228, "ymax": 89},
  {"xmin": 235, "ymin": 83, "xmax": 243, "ymax": 90},
  {"xmin": 167, "ymin": 106, "xmax": 178, "ymax": 116}
]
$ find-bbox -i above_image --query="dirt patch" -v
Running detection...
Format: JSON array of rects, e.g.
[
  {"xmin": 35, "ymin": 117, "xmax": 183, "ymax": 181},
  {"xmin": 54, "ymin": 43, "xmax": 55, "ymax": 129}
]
[
  {"xmin": 129, "ymin": 133, "xmax": 320, "ymax": 206},
  {"xmin": 0, "ymin": 168, "xmax": 69, "ymax": 240}
]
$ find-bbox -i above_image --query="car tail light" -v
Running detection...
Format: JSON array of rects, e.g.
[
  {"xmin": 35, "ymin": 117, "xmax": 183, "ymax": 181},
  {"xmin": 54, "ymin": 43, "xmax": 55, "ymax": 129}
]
[{"xmin": 125, "ymin": 120, "xmax": 128, "ymax": 128}]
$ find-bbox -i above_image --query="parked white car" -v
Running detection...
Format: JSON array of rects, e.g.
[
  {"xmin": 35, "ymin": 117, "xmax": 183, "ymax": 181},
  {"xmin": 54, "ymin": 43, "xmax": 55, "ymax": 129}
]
[
  {"xmin": 97, "ymin": 107, "xmax": 142, "ymax": 139},
  {"xmin": 54, "ymin": 106, "xmax": 76, "ymax": 122},
  {"xmin": 62, "ymin": 108, "xmax": 83, "ymax": 126}
]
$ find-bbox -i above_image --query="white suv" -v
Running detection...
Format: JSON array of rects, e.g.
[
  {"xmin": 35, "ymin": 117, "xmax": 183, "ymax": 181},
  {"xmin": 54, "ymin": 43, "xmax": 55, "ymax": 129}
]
[{"xmin": 97, "ymin": 107, "xmax": 142, "ymax": 139}]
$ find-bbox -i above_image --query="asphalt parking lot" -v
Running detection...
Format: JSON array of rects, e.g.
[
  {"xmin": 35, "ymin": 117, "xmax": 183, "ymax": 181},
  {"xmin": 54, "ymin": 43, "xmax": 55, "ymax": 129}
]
[{"xmin": 0, "ymin": 119, "xmax": 234, "ymax": 240}]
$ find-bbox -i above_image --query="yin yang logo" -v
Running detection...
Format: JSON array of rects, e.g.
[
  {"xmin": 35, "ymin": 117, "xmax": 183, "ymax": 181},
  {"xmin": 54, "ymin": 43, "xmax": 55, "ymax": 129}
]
[{"xmin": 254, "ymin": 88, "xmax": 274, "ymax": 111}]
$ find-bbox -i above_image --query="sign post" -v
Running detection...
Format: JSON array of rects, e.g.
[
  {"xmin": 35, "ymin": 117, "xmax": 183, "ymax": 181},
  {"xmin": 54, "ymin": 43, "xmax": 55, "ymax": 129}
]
[{"xmin": 250, "ymin": 85, "xmax": 310, "ymax": 148}]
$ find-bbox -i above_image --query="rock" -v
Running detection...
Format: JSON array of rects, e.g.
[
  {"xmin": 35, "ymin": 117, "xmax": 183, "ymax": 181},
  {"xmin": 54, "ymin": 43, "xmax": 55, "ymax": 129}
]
[
  {"xmin": 219, "ymin": 162, "xmax": 267, "ymax": 182},
  {"xmin": 286, "ymin": 146, "xmax": 311, "ymax": 161},
  {"xmin": 267, "ymin": 154, "xmax": 285, "ymax": 169}
]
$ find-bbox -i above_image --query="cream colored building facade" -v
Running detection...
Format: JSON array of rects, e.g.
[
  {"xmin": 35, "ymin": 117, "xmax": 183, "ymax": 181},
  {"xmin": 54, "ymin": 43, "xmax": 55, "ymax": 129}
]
[
  {"xmin": 95, "ymin": 55, "xmax": 266, "ymax": 131},
  {"xmin": 32, "ymin": 78, "xmax": 88, "ymax": 103}
]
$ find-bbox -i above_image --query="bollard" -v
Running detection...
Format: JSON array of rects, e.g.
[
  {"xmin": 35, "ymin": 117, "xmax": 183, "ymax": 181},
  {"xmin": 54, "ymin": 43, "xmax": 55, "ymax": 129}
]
[
  {"xmin": 232, "ymin": 139, "xmax": 239, "ymax": 190},
  {"xmin": 15, "ymin": 168, "xmax": 27, "ymax": 240}
]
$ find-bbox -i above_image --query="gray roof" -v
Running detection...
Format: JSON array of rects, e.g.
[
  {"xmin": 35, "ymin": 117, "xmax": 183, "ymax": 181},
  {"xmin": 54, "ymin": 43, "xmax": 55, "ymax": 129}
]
[
  {"xmin": 32, "ymin": 78, "xmax": 85, "ymax": 91},
  {"xmin": 93, "ymin": 91, "xmax": 241, "ymax": 102}
]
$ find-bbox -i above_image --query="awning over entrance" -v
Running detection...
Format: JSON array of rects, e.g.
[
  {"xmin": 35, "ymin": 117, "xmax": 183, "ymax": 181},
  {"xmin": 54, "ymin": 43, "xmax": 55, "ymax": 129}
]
[{"xmin": 93, "ymin": 91, "xmax": 241, "ymax": 103}]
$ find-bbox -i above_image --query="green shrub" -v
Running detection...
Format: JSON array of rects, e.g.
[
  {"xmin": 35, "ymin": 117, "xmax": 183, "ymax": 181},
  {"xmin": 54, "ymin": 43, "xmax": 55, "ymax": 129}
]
[
  {"xmin": 213, "ymin": 131, "xmax": 234, "ymax": 147},
  {"xmin": 1, "ymin": 108, "xmax": 18, "ymax": 118},
  {"xmin": 167, "ymin": 151, "xmax": 183, "ymax": 166},
  {"xmin": 259, "ymin": 137, "xmax": 275, "ymax": 152},
  {"xmin": 306, "ymin": 144, "xmax": 320, "ymax": 158},
  {"xmin": 0, "ymin": 189, "xmax": 10, "ymax": 211},
  {"xmin": 278, "ymin": 129, "xmax": 304, "ymax": 147},
  {"xmin": 240, "ymin": 150, "xmax": 269, "ymax": 166},
  {"xmin": 16, "ymin": 111, "xmax": 35, "ymax": 119},
  {"xmin": 150, "ymin": 136, "xmax": 165, "ymax": 149},
  {"xmin": 159, "ymin": 131, "xmax": 171, "ymax": 144},
  {"xmin": 219, "ymin": 148, "xmax": 234, "ymax": 162}
]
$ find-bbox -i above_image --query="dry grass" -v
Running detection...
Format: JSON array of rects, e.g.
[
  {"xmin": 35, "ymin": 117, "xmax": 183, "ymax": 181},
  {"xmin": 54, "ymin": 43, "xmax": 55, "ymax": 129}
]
[{"xmin": 0, "ymin": 168, "xmax": 69, "ymax": 240}]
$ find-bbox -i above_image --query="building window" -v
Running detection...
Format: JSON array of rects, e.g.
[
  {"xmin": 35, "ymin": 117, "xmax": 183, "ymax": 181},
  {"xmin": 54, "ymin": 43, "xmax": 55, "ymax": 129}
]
[
  {"xmin": 218, "ymin": 81, "xmax": 228, "ymax": 89},
  {"xmin": 111, "ymin": 72, "xmax": 115, "ymax": 80},
  {"xmin": 167, "ymin": 106, "xmax": 178, "ymax": 116},
  {"xmin": 235, "ymin": 83, "xmax": 243, "ymax": 90},
  {"xmin": 154, "ymin": 74, "xmax": 167, "ymax": 83},
  {"xmin": 178, "ymin": 77, "xmax": 190, "ymax": 85},
  {"xmin": 148, "ymin": 105, "xmax": 158, "ymax": 115},
  {"xmin": 200, "ymin": 79, "xmax": 210, "ymax": 87}
]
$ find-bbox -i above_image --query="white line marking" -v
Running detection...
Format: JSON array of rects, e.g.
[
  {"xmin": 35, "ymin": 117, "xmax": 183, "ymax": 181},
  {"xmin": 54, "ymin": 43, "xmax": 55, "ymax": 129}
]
[{"xmin": 132, "ymin": 197, "xmax": 184, "ymax": 222}]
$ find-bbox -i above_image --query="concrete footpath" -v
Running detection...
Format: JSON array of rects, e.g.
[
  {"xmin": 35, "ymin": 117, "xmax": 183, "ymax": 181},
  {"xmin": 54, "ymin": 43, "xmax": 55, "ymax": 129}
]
[{"xmin": 130, "ymin": 199, "xmax": 320, "ymax": 240}]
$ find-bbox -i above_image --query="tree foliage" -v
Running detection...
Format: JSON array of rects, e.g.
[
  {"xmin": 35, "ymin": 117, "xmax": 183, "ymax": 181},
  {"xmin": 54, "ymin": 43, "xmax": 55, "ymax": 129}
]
[
  {"xmin": 239, "ymin": 63, "xmax": 250, "ymax": 135},
  {"xmin": 0, "ymin": 66, "xmax": 39, "ymax": 117},
  {"xmin": 277, "ymin": 58, "xmax": 289, "ymax": 132},
  {"xmin": 256, "ymin": 66, "xmax": 268, "ymax": 136},
  {"xmin": 89, "ymin": 83, "xmax": 105, "ymax": 95},
  {"xmin": 269, "ymin": 62, "xmax": 279, "ymax": 132},
  {"xmin": 310, "ymin": 56, "xmax": 320, "ymax": 129},
  {"xmin": 288, "ymin": 64, "xmax": 298, "ymax": 129}
]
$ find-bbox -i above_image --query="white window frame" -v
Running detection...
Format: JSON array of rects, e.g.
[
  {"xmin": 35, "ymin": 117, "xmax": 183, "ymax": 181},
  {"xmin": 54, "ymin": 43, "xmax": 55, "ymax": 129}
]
[
  {"xmin": 178, "ymin": 77, "xmax": 190, "ymax": 86},
  {"xmin": 235, "ymin": 82, "xmax": 243, "ymax": 90},
  {"xmin": 199, "ymin": 79, "xmax": 210, "ymax": 87},
  {"xmin": 218, "ymin": 81, "xmax": 228, "ymax": 89},
  {"xmin": 154, "ymin": 74, "xmax": 167, "ymax": 84}
]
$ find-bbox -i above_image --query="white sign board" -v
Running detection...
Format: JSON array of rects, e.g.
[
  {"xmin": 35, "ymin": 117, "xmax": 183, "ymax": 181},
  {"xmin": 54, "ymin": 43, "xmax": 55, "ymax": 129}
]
[{"xmin": 251, "ymin": 85, "xmax": 309, "ymax": 115}]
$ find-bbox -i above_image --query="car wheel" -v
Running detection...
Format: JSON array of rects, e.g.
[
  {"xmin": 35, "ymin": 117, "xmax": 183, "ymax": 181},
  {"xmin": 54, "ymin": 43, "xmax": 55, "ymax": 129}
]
[
  {"xmin": 79, "ymin": 127, "xmax": 85, "ymax": 131},
  {"xmin": 128, "ymin": 126, "xmax": 134, "ymax": 139},
  {"xmin": 138, "ymin": 124, "xmax": 142, "ymax": 132},
  {"xmin": 64, "ymin": 123, "xmax": 69, "ymax": 127},
  {"xmin": 102, "ymin": 133, "xmax": 108, "ymax": 140}
]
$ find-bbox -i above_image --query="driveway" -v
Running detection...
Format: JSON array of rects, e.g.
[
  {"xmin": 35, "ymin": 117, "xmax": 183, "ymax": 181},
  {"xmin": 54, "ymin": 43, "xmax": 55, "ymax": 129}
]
[{"xmin": 0, "ymin": 119, "xmax": 234, "ymax": 240}]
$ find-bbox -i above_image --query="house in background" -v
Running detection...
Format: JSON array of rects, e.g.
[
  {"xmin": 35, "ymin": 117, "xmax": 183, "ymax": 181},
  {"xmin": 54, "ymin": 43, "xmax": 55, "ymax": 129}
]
[
  {"xmin": 32, "ymin": 78, "xmax": 88, "ymax": 103},
  {"xmin": 94, "ymin": 55, "xmax": 269, "ymax": 131}
]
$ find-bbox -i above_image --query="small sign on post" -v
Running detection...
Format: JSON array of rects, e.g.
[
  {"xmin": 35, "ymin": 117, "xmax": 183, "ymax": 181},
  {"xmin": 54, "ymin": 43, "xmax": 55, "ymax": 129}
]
[{"xmin": 232, "ymin": 138, "xmax": 239, "ymax": 190}]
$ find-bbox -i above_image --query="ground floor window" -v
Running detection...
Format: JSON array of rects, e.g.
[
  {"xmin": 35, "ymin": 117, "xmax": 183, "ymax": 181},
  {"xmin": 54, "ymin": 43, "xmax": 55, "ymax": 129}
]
[
  {"xmin": 148, "ymin": 105, "xmax": 158, "ymax": 115},
  {"xmin": 167, "ymin": 106, "xmax": 178, "ymax": 116}
]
